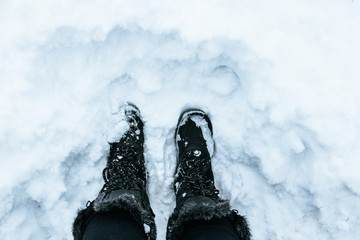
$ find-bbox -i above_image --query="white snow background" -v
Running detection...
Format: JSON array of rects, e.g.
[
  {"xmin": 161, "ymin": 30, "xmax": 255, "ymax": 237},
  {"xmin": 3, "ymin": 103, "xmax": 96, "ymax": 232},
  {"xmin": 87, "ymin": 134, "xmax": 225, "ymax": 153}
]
[{"xmin": 1, "ymin": 0, "xmax": 360, "ymax": 239}]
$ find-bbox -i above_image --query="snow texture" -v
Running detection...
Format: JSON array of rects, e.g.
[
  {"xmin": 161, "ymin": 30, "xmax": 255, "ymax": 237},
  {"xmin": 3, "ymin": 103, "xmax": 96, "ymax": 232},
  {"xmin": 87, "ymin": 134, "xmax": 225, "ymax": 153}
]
[{"xmin": 1, "ymin": 0, "xmax": 360, "ymax": 239}]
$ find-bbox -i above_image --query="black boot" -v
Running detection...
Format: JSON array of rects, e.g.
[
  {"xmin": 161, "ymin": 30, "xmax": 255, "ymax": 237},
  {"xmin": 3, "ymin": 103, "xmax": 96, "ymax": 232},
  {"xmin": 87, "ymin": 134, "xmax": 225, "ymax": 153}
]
[
  {"xmin": 73, "ymin": 104, "xmax": 156, "ymax": 240},
  {"xmin": 166, "ymin": 109, "xmax": 251, "ymax": 240}
]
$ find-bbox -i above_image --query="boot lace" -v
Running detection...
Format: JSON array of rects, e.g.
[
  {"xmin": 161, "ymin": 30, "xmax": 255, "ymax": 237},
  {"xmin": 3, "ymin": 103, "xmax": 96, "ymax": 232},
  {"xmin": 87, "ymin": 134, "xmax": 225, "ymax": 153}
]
[
  {"xmin": 101, "ymin": 144, "xmax": 145, "ymax": 194},
  {"xmin": 176, "ymin": 150, "xmax": 219, "ymax": 199}
]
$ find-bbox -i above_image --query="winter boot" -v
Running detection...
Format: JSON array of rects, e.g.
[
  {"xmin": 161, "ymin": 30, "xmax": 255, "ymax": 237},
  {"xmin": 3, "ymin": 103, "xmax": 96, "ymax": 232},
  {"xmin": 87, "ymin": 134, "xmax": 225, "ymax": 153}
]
[
  {"xmin": 166, "ymin": 109, "xmax": 251, "ymax": 240},
  {"xmin": 73, "ymin": 104, "xmax": 156, "ymax": 240}
]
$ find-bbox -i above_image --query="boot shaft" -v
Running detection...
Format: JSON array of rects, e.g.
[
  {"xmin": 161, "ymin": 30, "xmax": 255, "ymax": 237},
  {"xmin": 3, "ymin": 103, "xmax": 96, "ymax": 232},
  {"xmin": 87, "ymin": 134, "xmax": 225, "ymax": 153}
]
[
  {"xmin": 168, "ymin": 108, "xmax": 251, "ymax": 240},
  {"xmin": 73, "ymin": 103, "xmax": 156, "ymax": 240},
  {"xmin": 174, "ymin": 109, "xmax": 220, "ymax": 208}
]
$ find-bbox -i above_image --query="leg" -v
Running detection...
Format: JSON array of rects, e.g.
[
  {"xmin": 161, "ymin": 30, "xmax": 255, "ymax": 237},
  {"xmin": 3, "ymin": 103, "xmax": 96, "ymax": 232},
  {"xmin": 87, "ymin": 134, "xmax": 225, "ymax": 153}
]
[
  {"xmin": 180, "ymin": 217, "xmax": 238, "ymax": 240},
  {"xmin": 73, "ymin": 104, "xmax": 156, "ymax": 240},
  {"xmin": 166, "ymin": 109, "xmax": 251, "ymax": 240},
  {"xmin": 83, "ymin": 209, "xmax": 146, "ymax": 240}
]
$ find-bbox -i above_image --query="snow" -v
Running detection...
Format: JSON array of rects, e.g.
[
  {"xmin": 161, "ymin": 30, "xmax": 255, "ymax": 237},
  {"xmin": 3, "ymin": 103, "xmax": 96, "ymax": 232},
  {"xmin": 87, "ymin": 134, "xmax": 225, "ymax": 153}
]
[
  {"xmin": 144, "ymin": 224, "xmax": 151, "ymax": 234},
  {"xmin": 1, "ymin": 0, "xmax": 360, "ymax": 239}
]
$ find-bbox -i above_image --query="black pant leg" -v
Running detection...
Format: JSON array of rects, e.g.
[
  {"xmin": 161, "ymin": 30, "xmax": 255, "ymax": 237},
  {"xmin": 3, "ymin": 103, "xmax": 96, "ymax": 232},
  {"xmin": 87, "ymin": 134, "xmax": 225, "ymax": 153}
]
[
  {"xmin": 180, "ymin": 217, "xmax": 238, "ymax": 240},
  {"xmin": 83, "ymin": 210, "xmax": 147, "ymax": 240}
]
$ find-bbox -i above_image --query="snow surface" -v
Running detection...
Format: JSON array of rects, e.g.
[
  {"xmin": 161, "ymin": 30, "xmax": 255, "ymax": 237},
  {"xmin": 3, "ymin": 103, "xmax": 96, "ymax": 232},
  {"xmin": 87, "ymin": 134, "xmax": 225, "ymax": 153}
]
[{"xmin": 1, "ymin": 0, "xmax": 360, "ymax": 239}]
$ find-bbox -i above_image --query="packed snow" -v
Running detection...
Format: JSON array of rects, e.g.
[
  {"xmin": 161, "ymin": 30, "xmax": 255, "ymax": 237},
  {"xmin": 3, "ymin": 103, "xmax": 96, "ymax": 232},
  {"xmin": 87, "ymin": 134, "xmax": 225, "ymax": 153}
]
[{"xmin": 1, "ymin": 0, "xmax": 360, "ymax": 239}]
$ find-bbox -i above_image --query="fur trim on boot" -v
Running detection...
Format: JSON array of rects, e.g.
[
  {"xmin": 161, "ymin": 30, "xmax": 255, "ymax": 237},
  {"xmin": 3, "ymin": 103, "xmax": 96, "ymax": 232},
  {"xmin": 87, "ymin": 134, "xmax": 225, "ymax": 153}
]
[
  {"xmin": 72, "ymin": 190, "xmax": 156, "ymax": 240},
  {"xmin": 229, "ymin": 210, "xmax": 251, "ymax": 240},
  {"xmin": 73, "ymin": 203, "xmax": 94, "ymax": 240},
  {"xmin": 94, "ymin": 190, "xmax": 156, "ymax": 240},
  {"xmin": 166, "ymin": 196, "xmax": 251, "ymax": 240}
]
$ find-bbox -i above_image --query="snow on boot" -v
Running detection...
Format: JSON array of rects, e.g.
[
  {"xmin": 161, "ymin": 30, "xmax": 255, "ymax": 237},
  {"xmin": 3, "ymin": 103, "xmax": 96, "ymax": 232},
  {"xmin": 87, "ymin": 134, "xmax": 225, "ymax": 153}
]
[
  {"xmin": 166, "ymin": 109, "xmax": 251, "ymax": 240},
  {"xmin": 73, "ymin": 104, "xmax": 156, "ymax": 240}
]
